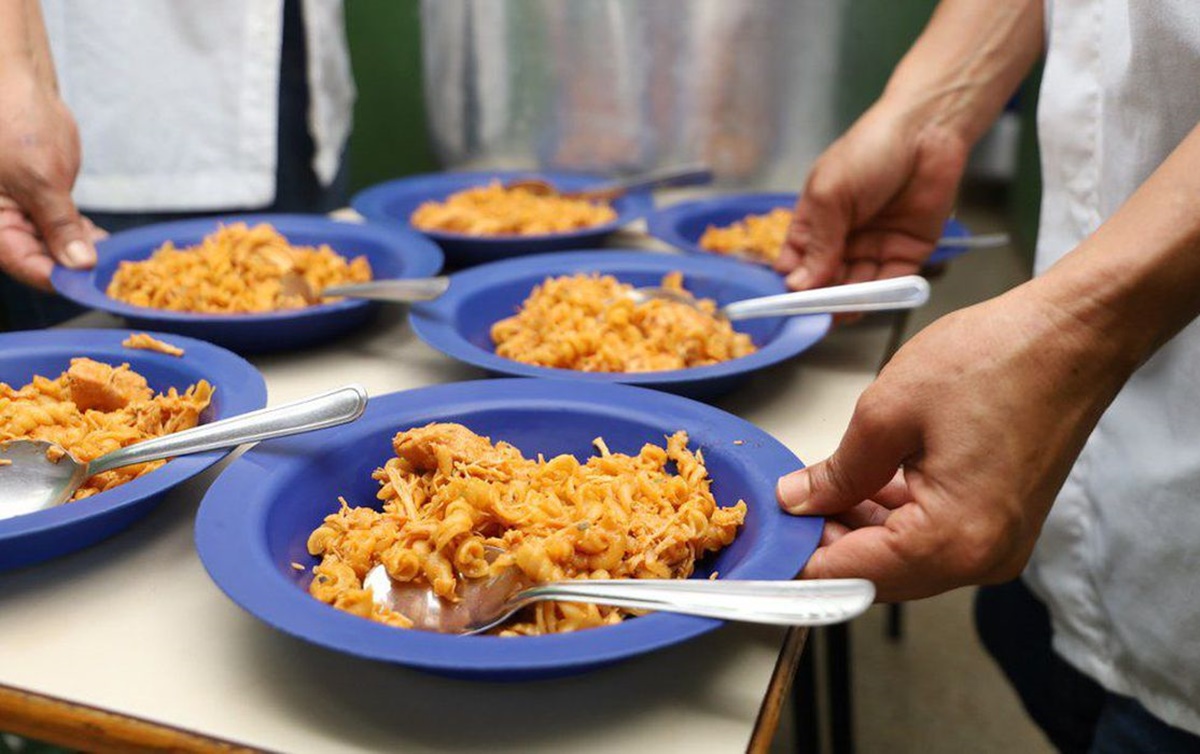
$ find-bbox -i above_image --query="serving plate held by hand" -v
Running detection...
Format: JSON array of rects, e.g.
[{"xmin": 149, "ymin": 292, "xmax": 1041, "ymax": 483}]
[
  {"xmin": 350, "ymin": 170, "xmax": 654, "ymax": 268},
  {"xmin": 407, "ymin": 250, "xmax": 832, "ymax": 400},
  {"xmin": 645, "ymin": 192, "xmax": 973, "ymax": 267},
  {"xmin": 194, "ymin": 379, "xmax": 819, "ymax": 680},
  {"xmin": 50, "ymin": 213, "xmax": 445, "ymax": 354},
  {"xmin": 0, "ymin": 329, "xmax": 267, "ymax": 571}
]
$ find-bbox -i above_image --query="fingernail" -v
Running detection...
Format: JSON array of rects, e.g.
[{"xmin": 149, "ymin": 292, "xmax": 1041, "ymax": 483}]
[
  {"xmin": 777, "ymin": 470, "xmax": 812, "ymax": 514},
  {"xmin": 786, "ymin": 268, "xmax": 810, "ymax": 290},
  {"xmin": 64, "ymin": 240, "xmax": 95, "ymax": 268}
]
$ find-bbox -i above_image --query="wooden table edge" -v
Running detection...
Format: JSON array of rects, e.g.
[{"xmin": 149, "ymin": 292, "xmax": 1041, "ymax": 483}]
[{"xmin": 0, "ymin": 683, "xmax": 271, "ymax": 754}]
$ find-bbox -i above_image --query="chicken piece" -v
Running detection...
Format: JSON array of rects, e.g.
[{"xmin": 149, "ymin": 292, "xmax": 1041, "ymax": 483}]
[
  {"xmin": 66, "ymin": 358, "xmax": 152, "ymax": 412},
  {"xmin": 392, "ymin": 422, "xmax": 509, "ymax": 475}
]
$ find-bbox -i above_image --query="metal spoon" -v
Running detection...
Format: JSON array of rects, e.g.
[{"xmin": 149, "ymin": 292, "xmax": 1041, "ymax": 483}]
[
  {"xmin": 628, "ymin": 274, "xmax": 930, "ymax": 321},
  {"xmin": 280, "ymin": 275, "xmax": 450, "ymax": 305},
  {"xmin": 724, "ymin": 232, "xmax": 1012, "ymax": 265},
  {"xmin": 0, "ymin": 384, "xmax": 368, "ymax": 520},
  {"xmin": 506, "ymin": 163, "xmax": 715, "ymax": 203},
  {"xmin": 363, "ymin": 560, "xmax": 874, "ymax": 635}
]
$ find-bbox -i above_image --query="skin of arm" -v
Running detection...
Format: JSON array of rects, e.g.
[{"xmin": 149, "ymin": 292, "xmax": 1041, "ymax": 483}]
[
  {"xmin": 775, "ymin": 0, "xmax": 1043, "ymax": 291},
  {"xmin": 776, "ymin": 0, "xmax": 1200, "ymax": 601},
  {"xmin": 0, "ymin": 0, "xmax": 99, "ymax": 290}
]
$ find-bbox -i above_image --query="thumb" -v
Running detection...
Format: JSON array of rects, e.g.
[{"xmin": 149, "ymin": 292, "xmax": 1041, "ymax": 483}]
[
  {"xmin": 780, "ymin": 173, "xmax": 851, "ymax": 291},
  {"xmin": 25, "ymin": 187, "xmax": 95, "ymax": 269},
  {"xmin": 777, "ymin": 400, "xmax": 918, "ymax": 516}
]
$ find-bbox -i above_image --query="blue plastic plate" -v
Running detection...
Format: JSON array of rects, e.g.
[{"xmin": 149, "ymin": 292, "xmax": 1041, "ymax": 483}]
[
  {"xmin": 350, "ymin": 170, "xmax": 655, "ymax": 267},
  {"xmin": 646, "ymin": 193, "xmax": 972, "ymax": 266},
  {"xmin": 51, "ymin": 214, "xmax": 445, "ymax": 354},
  {"xmin": 194, "ymin": 379, "xmax": 818, "ymax": 680},
  {"xmin": 0, "ymin": 329, "xmax": 266, "ymax": 571},
  {"xmin": 408, "ymin": 250, "xmax": 831, "ymax": 400}
]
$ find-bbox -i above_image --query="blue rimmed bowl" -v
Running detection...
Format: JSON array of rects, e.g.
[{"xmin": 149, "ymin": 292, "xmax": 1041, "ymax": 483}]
[
  {"xmin": 350, "ymin": 170, "xmax": 654, "ymax": 268},
  {"xmin": 51, "ymin": 213, "xmax": 445, "ymax": 354},
  {"xmin": 194, "ymin": 379, "xmax": 817, "ymax": 680},
  {"xmin": 408, "ymin": 250, "xmax": 831, "ymax": 400},
  {"xmin": 0, "ymin": 329, "xmax": 266, "ymax": 570},
  {"xmin": 646, "ymin": 192, "xmax": 972, "ymax": 266}
]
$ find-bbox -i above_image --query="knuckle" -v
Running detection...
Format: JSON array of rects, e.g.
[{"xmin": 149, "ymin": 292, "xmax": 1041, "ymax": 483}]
[
  {"xmin": 949, "ymin": 518, "xmax": 1010, "ymax": 580},
  {"xmin": 803, "ymin": 170, "xmax": 842, "ymax": 210},
  {"xmin": 851, "ymin": 392, "xmax": 895, "ymax": 435}
]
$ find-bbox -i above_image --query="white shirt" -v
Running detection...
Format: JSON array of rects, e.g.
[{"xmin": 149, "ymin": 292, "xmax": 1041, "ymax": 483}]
[
  {"xmin": 39, "ymin": 0, "xmax": 355, "ymax": 213},
  {"xmin": 1028, "ymin": 0, "xmax": 1200, "ymax": 734}
]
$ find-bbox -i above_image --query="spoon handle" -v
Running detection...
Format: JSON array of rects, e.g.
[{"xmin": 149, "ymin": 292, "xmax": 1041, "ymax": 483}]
[
  {"xmin": 601, "ymin": 163, "xmax": 715, "ymax": 194},
  {"xmin": 722, "ymin": 275, "xmax": 930, "ymax": 321},
  {"xmin": 86, "ymin": 385, "xmax": 368, "ymax": 477},
  {"xmin": 937, "ymin": 232, "xmax": 1009, "ymax": 249},
  {"xmin": 322, "ymin": 276, "xmax": 450, "ymax": 302},
  {"xmin": 511, "ymin": 578, "xmax": 875, "ymax": 627}
]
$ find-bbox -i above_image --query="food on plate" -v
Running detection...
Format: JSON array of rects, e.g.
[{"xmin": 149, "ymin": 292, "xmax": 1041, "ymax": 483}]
[
  {"xmin": 410, "ymin": 181, "xmax": 617, "ymax": 236},
  {"xmin": 306, "ymin": 422, "xmax": 746, "ymax": 635},
  {"xmin": 106, "ymin": 222, "xmax": 372, "ymax": 314},
  {"xmin": 490, "ymin": 272, "xmax": 757, "ymax": 372},
  {"xmin": 122, "ymin": 333, "xmax": 185, "ymax": 357},
  {"xmin": 698, "ymin": 207, "xmax": 793, "ymax": 263},
  {"xmin": 0, "ymin": 359, "xmax": 212, "ymax": 499}
]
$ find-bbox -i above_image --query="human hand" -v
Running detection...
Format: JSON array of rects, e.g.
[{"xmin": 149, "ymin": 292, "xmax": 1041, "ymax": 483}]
[
  {"xmin": 775, "ymin": 284, "xmax": 1135, "ymax": 602},
  {"xmin": 775, "ymin": 101, "xmax": 968, "ymax": 292},
  {"xmin": 0, "ymin": 70, "xmax": 95, "ymax": 290}
]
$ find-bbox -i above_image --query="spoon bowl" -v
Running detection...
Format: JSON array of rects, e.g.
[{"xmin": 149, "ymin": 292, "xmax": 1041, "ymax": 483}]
[
  {"xmin": 0, "ymin": 441, "xmax": 90, "ymax": 519},
  {"xmin": 0, "ymin": 384, "xmax": 368, "ymax": 521}
]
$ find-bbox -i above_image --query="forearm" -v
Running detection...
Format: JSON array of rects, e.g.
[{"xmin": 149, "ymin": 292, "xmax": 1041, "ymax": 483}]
[
  {"xmin": 1029, "ymin": 122, "xmax": 1200, "ymax": 374},
  {"xmin": 880, "ymin": 0, "xmax": 1044, "ymax": 147},
  {"xmin": 0, "ymin": 1, "xmax": 56, "ymax": 86}
]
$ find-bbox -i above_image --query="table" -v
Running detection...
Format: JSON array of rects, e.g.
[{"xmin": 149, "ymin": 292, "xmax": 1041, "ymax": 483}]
[{"xmin": 0, "ymin": 234, "xmax": 901, "ymax": 753}]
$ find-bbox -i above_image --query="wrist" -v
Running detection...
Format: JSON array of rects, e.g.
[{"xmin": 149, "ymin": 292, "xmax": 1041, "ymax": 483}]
[
  {"xmin": 878, "ymin": 62, "xmax": 1009, "ymax": 149},
  {"xmin": 1018, "ymin": 267, "xmax": 1149, "ymax": 386}
]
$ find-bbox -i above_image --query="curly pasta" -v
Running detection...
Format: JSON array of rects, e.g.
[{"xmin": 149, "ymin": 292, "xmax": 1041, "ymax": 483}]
[
  {"xmin": 699, "ymin": 207, "xmax": 793, "ymax": 264},
  {"xmin": 306, "ymin": 422, "xmax": 746, "ymax": 635},
  {"xmin": 106, "ymin": 222, "xmax": 372, "ymax": 314},
  {"xmin": 491, "ymin": 272, "xmax": 757, "ymax": 372},
  {"xmin": 121, "ymin": 333, "xmax": 185, "ymax": 357},
  {"xmin": 410, "ymin": 181, "xmax": 617, "ymax": 236},
  {"xmin": 0, "ymin": 358, "xmax": 213, "ymax": 500}
]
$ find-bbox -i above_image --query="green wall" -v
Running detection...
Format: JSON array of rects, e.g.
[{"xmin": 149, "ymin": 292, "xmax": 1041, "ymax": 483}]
[{"xmin": 344, "ymin": 0, "xmax": 438, "ymax": 191}]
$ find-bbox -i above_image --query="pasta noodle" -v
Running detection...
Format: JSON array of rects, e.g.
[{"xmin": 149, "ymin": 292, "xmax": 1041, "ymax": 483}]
[
  {"xmin": 306, "ymin": 422, "xmax": 746, "ymax": 635},
  {"xmin": 106, "ymin": 222, "xmax": 372, "ymax": 314},
  {"xmin": 699, "ymin": 207, "xmax": 793, "ymax": 264},
  {"xmin": 410, "ymin": 181, "xmax": 617, "ymax": 236},
  {"xmin": 491, "ymin": 272, "xmax": 757, "ymax": 372},
  {"xmin": 0, "ymin": 359, "xmax": 212, "ymax": 500},
  {"xmin": 122, "ymin": 333, "xmax": 185, "ymax": 357}
]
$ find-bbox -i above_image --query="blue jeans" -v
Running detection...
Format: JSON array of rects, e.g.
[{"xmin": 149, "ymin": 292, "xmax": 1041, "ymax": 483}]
[
  {"xmin": 1, "ymin": 0, "xmax": 347, "ymax": 331},
  {"xmin": 975, "ymin": 580, "xmax": 1200, "ymax": 753}
]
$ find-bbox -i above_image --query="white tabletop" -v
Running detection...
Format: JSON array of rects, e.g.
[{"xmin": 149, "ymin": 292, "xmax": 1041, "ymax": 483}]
[{"xmin": 0, "ymin": 238, "xmax": 898, "ymax": 753}]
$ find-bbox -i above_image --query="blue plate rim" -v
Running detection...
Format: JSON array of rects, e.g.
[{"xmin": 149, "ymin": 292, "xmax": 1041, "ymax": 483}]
[
  {"xmin": 194, "ymin": 379, "xmax": 817, "ymax": 675},
  {"xmin": 49, "ymin": 213, "xmax": 445, "ymax": 324},
  {"xmin": 350, "ymin": 170, "xmax": 655, "ymax": 244},
  {"xmin": 644, "ymin": 192, "xmax": 972, "ymax": 266},
  {"xmin": 0, "ymin": 328, "xmax": 267, "ymax": 543},
  {"xmin": 407, "ymin": 249, "xmax": 832, "ymax": 386}
]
